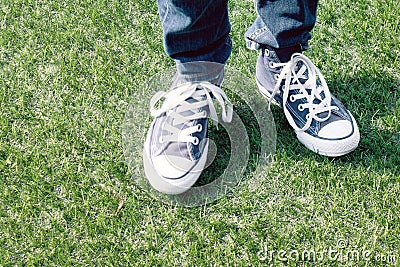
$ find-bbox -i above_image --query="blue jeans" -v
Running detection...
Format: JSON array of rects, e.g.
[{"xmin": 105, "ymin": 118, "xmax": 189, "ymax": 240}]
[{"xmin": 157, "ymin": 0, "xmax": 318, "ymax": 79}]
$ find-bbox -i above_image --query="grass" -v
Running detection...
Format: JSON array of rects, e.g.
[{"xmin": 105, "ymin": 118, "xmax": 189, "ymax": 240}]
[{"xmin": 1, "ymin": 0, "xmax": 399, "ymax": 266}]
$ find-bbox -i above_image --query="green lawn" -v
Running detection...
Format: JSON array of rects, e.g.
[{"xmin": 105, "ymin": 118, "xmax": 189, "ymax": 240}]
[{"xmin": 1, "ymin": 0, "xmax": 399, "ymax": 266}]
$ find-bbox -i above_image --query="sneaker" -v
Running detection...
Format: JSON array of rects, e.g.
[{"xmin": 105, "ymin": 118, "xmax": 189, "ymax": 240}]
[
  {"xmin": 143, "ymin": 80, "xmax": 233, "ymax": 195},
  {"xmin": 256, "ymin": 45, "xmax": 360, "ymax": 157}
]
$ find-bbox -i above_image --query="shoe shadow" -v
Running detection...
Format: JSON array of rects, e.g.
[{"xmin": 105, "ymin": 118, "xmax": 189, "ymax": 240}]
[
  {"xmin": 330, "ymin": 74, "xmax": 399, "ymax": 175},
  {"xmin": 194, "ymin": 88, "xmax": 270, "ymax": 187}
]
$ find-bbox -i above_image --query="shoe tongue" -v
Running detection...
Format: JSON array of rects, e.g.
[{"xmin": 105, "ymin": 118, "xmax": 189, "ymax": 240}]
[
  {"xmin": 157, "ymin": 122, "xmax": 193, "ymax": 160},
  {"xmin": 155, "ymin": 93, "xmax": 208, "ymax": 161},
  {"xmin": 309, "ymin": 93, "xmax": 345, "ymax": 128}
]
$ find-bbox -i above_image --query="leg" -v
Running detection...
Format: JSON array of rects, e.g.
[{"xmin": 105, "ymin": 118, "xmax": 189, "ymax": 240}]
[
  {"xmin": 157, "ymin": 0, "xmax": 231, "ymax": 80},
  {"xmin": 245, "ymin": 0, "xmax": 318, "ymax": 51},
  {"xmin": 248, "ymin": 0, "xmax": 360, "ymax": 156},
  {"xmin": 144, "ymin": 0, "xmax": 234, "ymax": 194}
]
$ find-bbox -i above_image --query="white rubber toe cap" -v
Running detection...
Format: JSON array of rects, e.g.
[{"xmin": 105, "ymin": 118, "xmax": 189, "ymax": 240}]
[
  {"xmin": 152, "ymin": 155, "xmax": 198, "ymax": 179},
  {"xmin": 318, "ymin": 120, "xmax": 353, "ymax": 139},
  {"xmin": 296, "ymin": 112, "xmax": 360, "ymax": 157},
  {"xmin": 143, "ymin": 140, "xmax": 209, "ymax": 195}
]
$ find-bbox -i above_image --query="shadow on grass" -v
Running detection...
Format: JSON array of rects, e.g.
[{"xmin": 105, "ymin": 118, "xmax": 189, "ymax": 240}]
[
  {"xmin": 167, "ymin": 84, "xmax": 276, "ymax": 207},
  {"xmin": 194, "ymin": 89, "xmax": 264, "ymax": 187}
]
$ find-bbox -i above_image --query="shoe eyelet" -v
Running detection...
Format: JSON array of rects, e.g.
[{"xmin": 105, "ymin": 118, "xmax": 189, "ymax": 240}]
[
  {"xmin": 264, "ymin": 49, "xmax": 270, "ymax": 57},
  {"xmin": 298, "ymin": 104, "xmax": 304, "ymax": 111},
  {"xmin": 202, "ymin": 111, "xmax": 207, "ymax": 117},
  {"xmin": 158, "ymin": 136, "xmax": 164, "ymax": 144},
  {"xmin": 290, "ymin": 95, "xmax": 296, "ymax": 102},
  {"xmin": 269, "ymin": 61, "xmax": 275, "ymax": 69},
  {"xmin": 197, "ymin": 124, "xmax": 202, "ymax": 132},
  {"xmin": 274, "ymin": 74, "xmax": 280, "ymax": 81},
  {"xmin": 306, "ymin": 114, "xmax": 310, "ymax": 120},
  {"xmin": 192, "ymin": 137, "xmax": 199, "ymax": 145}
]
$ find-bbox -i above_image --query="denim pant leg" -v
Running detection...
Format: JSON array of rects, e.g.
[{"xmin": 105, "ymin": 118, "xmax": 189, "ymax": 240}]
[
  {"xmin": 157, "ymin": 0, "xmax": 231, "ymax": 81},
  {"xmin": 245, "ymin": 0, "xmax": 318, "ymax": 50}
]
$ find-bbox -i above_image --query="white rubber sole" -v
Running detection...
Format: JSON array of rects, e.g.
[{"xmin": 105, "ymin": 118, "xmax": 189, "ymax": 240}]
[{"xmin": 257, "ymin": 80, "xmax": 360, "ymax": 157}]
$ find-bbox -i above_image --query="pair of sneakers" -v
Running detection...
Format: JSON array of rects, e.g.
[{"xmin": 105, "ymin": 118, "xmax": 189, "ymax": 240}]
[{"xmin": 143, "ymin": 46, "xmax": 360, "ymax": 195}]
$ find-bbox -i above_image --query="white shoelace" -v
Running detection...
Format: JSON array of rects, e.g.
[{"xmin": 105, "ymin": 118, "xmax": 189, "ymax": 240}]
[
  {"xmin": 150, "ymin": 82, "xmax": 233, "ymax": 145},
  {"xmin": 268, "ymin": 53, "xmax": 338, "ymax": 132}
]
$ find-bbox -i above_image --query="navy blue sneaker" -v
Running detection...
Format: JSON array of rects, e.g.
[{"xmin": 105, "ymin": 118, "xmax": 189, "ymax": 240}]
[
  {"xmin": 256, "ymin": 46, "xmax": 360, "ymax": 156},
  {"xmin": 143, "ymin": 80, "xmax": 233, "ymax": 194}
]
